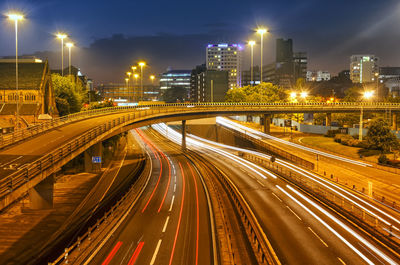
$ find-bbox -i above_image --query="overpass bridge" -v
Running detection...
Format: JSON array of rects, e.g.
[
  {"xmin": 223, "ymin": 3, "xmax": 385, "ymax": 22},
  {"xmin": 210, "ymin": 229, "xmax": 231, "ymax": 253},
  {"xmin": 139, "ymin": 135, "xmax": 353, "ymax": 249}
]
[{"xmin": 1, "ymin": 102, "xmax": 400, "ymax": 210}]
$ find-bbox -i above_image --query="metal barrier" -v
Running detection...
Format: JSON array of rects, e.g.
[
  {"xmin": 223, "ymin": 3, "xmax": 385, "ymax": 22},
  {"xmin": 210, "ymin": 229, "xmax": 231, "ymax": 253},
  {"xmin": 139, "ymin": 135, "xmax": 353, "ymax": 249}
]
[
  {"xmin": 3, "ymin": 101, "xmax": 400, "ymax": 151},
  {"xmin": 243, "ymin": 153, "xmax": 400, "ymax": 248},
  {"xmin": 219, "ymin": 125, "xmax": 315, "ymax": 170}
]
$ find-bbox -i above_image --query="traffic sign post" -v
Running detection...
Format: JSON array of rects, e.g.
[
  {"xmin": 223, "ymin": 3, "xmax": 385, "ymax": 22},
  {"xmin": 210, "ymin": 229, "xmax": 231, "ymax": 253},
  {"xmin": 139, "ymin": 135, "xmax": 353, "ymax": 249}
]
[{"xmin": 92, "ymin": 156, "xmax": 102, "ymax": 164}]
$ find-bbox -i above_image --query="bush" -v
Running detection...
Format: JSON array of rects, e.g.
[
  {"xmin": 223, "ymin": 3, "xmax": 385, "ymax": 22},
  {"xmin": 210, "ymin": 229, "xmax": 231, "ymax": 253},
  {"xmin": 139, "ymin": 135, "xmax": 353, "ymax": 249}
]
[
  {"xmin": 378, "ymin": 154, "xmax": 388, "ymax": 164},
  {"xmin": 358, "ymin": 149, "xmax": 381, "ymax": 157},
  {"xmin": 334, "ymin": 134, "xmax": 361, "ymax": 147},
  {"xmin": 326, "ymin": 129, "xmax": 340, "ymax": 138}
]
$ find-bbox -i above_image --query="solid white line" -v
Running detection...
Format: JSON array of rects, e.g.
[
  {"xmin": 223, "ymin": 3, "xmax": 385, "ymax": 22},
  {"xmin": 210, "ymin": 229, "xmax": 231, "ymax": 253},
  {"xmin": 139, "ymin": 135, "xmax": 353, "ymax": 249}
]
[
  {"xmin": 308, "ymin": 227, "xmax": 328, "ymax": 247},
  {"xmin": 162, "ymin": 216, "xmax": 170, "ymax": 233},
  {"xmin": 120, "ymin": 241, "xmax": 134, "ymax": 265},
  {"xmin": 169, "ymin": 195, "xmax": 175, "ymax": 212},
  {"xmin": 150, "ymin": 239, "xmax": 162, "ymax": 265},
  {"xmin": 287, "ymin": 206, "xmax": 302, "ymax": 221}
]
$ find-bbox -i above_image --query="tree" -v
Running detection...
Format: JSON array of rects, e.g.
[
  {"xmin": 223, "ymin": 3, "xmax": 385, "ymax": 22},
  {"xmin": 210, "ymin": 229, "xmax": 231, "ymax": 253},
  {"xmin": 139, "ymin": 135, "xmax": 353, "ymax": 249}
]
[
  {"xmin": 52, "ymin": 74, "xmax": 86, "ymax": 115},
  {"xmin": 366, "ymin": 118, "xmax": 400, "ymax": 152},
  {"xmin": 343, "ymin": 85, "xmax": 362, "ymax": 102},
  {"xmin": 225, "ymin": 82, "xmax": 287, "ymax": 103}
]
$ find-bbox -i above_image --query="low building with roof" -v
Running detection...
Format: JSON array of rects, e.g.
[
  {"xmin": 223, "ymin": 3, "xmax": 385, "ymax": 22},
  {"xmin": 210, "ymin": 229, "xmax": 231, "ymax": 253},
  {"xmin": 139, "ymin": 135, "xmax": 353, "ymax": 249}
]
[{"xmin": 0, "ymin": 58, "xmax": 57, "ymax": 129}]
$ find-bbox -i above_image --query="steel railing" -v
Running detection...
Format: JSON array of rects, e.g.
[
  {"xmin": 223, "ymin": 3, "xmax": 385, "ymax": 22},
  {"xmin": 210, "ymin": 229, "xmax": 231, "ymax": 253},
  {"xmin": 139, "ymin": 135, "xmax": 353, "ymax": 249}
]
[{"xmin": 3, "ymin": 101, "xmax": 400, "ymax": 151}]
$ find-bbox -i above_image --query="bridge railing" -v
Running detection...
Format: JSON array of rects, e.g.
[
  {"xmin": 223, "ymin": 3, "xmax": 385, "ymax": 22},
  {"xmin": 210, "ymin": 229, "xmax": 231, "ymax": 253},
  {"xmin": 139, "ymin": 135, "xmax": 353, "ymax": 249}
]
[{"xmin": 2, "ymin": 102, "xmax": 400, "ymax": 151}]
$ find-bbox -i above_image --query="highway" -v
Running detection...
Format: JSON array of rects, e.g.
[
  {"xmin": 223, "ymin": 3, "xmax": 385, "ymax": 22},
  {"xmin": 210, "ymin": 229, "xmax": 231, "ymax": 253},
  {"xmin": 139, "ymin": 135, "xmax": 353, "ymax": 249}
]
[
  {"xmin": 87, "ymin": 129, "xmax": 214, "ymax": 265},
  {"xmin": 152, "ymin": 123, "xmax": 400, "ymax": 265}
]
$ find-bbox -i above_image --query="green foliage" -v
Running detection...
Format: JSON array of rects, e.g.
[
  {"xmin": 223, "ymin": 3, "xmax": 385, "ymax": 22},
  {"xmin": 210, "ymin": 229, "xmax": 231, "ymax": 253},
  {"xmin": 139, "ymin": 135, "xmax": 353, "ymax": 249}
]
[
  {"xmin": 225, "ymin": 82, "xmax": 287, "ymax": 103},
  {"xmin": 366, "ymin": 118, "xmax": 400, "ymax": 152},
  {"xmin": 82, "ymin": 100, "xmax": 114, "ymax": 111},
  {"xmin": 378, "ymin": 154, "xmax": 388, "ymax": 164},
  {"xmin": 325, "ymin": 129, "xmax": 340, "ymax": 138},
  {"xmin": 52, "ymin": 74, "xmax": 86, "ymax": 116},
  {"xmin": 333, "ymin": 134, "xmax": 360, "ymax": 147},
  {"xmin": 343, "ymin": 86, "xmax": 362, "ymax": 102}
]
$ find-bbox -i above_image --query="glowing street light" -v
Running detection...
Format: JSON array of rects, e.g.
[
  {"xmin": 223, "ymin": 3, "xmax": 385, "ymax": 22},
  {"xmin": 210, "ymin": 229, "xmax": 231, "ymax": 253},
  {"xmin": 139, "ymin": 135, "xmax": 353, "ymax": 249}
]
[
  {"xmin": 56, "ymin": 33, "xmax": 68, "ymax": 76},
  {"xmin": 131, "ymin": 66, "xmax": 137, "ymax": 72},
  {"xmin": 134, "ymin": 73, "xmax": 139, "ymax": 102},
  {"xmin": 138, "ymin": 61, "xmax": 146, "ymax": 101},
  {"xmin": 363, "ymin": 90, "xmax": 374, "ymax": 100},
  {"xmin": 256, "ymin": 28, "xmax": 267, "ymax": 83},
  {"xmin": 300, "ymin": 91, "xmax": 308, "ymax": 98},
  {"xmin": 290, "ymin": 92, "xmax": 297, "ymax": 98},
  {"xmin": 248, "ymin": 40, "xmax": 256, "ymax": 85},
  {"xmin": 150, "ymin": 75, "xmax": 155, "ymax": 83},
  {"xmin": 65, "ymin": 42, "xmax": 74, "ymax": 76},
  {"xmin": 126, "ymin": 72, "xmax": 132, "ymax": 101},
  {"xmin": 7, "ymin": 12, "xmax": 24, "ymax": 129}
]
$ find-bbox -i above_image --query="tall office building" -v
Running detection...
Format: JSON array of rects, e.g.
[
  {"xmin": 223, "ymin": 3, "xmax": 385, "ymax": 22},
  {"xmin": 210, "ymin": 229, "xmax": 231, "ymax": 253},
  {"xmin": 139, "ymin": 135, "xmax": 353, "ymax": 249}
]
[
  {"xmin": 206, "ymin": 43, "xmax": 243, "ymax": 89},
  {"xmin": 190, "ymin": 65, "xmax": 229, "ymax": 102},
  {"xmin": 350, "ymin": 55, "xmax": 379, "ymax": 83},
  {"xmin": 159, "ymin": 69, "xmax": 191, "ymax": 102}
]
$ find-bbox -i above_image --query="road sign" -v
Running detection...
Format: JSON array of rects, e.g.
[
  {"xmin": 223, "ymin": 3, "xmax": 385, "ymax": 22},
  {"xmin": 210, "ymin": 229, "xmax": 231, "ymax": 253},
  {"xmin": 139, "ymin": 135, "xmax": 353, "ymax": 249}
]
[{"xmin": 92, "ymin": 156, "xmax": 102, "ymax": 163}]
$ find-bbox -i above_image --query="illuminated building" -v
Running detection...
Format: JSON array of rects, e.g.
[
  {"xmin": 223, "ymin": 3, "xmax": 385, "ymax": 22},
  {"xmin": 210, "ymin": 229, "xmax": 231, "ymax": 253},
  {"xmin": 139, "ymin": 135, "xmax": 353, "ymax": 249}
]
[{"xmin": 350, "ymin": 55, "xmax": 379, "ymax": 83}]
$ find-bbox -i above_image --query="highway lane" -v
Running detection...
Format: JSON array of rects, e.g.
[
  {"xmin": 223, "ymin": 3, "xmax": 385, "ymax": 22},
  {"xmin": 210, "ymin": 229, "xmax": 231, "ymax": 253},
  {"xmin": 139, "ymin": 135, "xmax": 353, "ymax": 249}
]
[
  {"xmin": 153, "ymin": 123, "xmax": 400, "ymax": 265},
  {"xmin": 217, "ymin": 117, "xmax": 400, "ymax": 207},
  {"xmin": 0, "ymin": 113, "xmax": 132, "ymax": 178},
  {"xmin": 87, "ymin": 128, "xmax": 213, "ymax": 265}
]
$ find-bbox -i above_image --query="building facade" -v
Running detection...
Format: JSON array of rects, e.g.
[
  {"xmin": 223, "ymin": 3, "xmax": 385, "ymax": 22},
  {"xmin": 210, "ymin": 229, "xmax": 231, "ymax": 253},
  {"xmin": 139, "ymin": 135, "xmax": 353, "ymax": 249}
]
[
  {"xmin": 350, "ymin": 55, "xmax": 379, "ymax": 83},
  {"xmin": 206, "ymin": 43, "xmax": 242, "ymax": 89},
  {"xmin": 159, "ymin": 69, "xmax": 191, "ymax": 102},
  {"xmin": 241, "ymin": 66, "xmax": 261, "ymax": 86},
  {"xmin": 306, "ymin": 70, "xmax": 331, "ymax": 81},
  {"xmin": 190, "ymin": 65, "xmax": 229, "ymax": 102}
]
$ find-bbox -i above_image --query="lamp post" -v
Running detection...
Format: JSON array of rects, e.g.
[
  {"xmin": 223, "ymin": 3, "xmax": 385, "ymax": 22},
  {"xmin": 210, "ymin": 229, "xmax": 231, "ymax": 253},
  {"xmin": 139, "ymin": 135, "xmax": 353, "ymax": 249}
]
[
  {"xmin": 134, "ymin": 73, "xmax": 139, "ymax": 102},
  {"xmin": 126, "ymin": 72, "xmax": 132, "ymax": 101},
  {"xmin": 8, "ymin": 13, "xmax": 24, "ymax": 129},
  {"xmin": 256, "ymin": 28, "xmax": 267, "ymax": 83},
  {"xmin": 125, "ymin": 78, "xmax": 129, "ymax": 101},
  {"xmin": 56, "ymin": 33, "xmax": 68, "ymax": 76},
  {"xmin": 138, "ymin": 62, "xmax": 146, "ymax": 101},
  {"xmin": 66, "ymin": 42, "xmax": 74, "ymax": 76},
  {"xmin": 248, "ymin": 40, "xmax": 255, "ymax": 85},
  {"xmin": 359, "ymin": 91, "xmax": 374, "ymax": 140},
  {"xmin": 375, "ymin": 72, "xmax": 379, "ymax": 101}
]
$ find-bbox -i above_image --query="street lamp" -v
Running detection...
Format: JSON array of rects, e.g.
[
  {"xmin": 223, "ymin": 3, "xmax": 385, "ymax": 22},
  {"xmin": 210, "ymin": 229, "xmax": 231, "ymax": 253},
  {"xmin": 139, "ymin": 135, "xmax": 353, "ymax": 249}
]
[
  {"xmin": 256, "ymin": 28, "xmax": 267, "ymax": 83},
  {"xmin": 374, "ymin": 72, "xmax": 379, "ymax": 100},
  {"xmin": 134, "ymin": 73, "xmax": 139, "ymax": 102},
  {"xmin": 65, "ymin": 42, "xmax": 74, "ymax": 76},
  {"xmin": 300, "ymin": 91, "xmax": 308, "ymax": 98},
  {"xmin": 126, "ymin": 72, "xmax": 132, "ymax": 101},
  {"xmin": 248, "ymin": 40, "xmax": 256, "ymax": 85},
  {"xmin": 7, "ymin": 12, "xmax": 24, "ymax": 129},
  {"xmin": 125, "ymin": 78, "xmax": 129, "ymax": 100},
  {"xmin": 359, "ymin": 90, "xmax": 374, "ymax": 141},
  {"xmin": 150, "ymin": 75, "xmax": 155, "ymax": 84},
  {"xmin": 363, "ymin": 90, "xmax": 374, "ymax": 100},
  {"xmin": 138, "ymin": 61, "xmax": 146, "ymax": 101},
  {"xmin": 56, "ymin": 33, "xmax": 68, "ymax": 76}
]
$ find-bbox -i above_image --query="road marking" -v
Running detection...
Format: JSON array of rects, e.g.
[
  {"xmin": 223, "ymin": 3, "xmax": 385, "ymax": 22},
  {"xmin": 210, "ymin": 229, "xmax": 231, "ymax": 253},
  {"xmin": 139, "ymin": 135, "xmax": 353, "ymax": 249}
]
[
  {"xmin": 162, "ymin": 216, "xmax": 170, "ymax": 232},
  {"xmin": 286, "ymin": 206, "xmax": 302, "ymax": 221},
  {"xmin": 338, "ymin": 257, "xmax": 346, "ymax": 265},
  {"xmin": 127, "ymin": 241, "xmax": 144, "ymax": 265},
  {"xmin": 169, "ymin": 195, "xmax": 175, "ymax": 212},
  {"xmin": 174, "ymin": 183, "xmax": 176, "ymax": 192},
  {"xmin": 150, "ymin": 239, "xmax": 162, "ymax": 265},
  {"xmin": 308, "ymin": 227, "xmax": 328, "ymax": 247},
  {"xmin": 2, "ymin": 156, "xmax": 23, "ymax": 167},
  {"xmin": 357, "ymin": 243, "xmax": 385, "ymax": 265},
  {"xmin": 272, "ymin": 192, "xmax": 282, "ymax": 202},
  {"xmin": 102, "ymin": 241, "xmax": 123, "ymax": 265},
  {"xmin": 120, "ymin": 241, "xmax": 134, "ymax": 265},
  {"xmin": 187, "ymin": 161, "xmax": 200, "ymax": 265},
  {"xmin": 257, "ymin": 179, "xmax": 265, "ymax": 187}
]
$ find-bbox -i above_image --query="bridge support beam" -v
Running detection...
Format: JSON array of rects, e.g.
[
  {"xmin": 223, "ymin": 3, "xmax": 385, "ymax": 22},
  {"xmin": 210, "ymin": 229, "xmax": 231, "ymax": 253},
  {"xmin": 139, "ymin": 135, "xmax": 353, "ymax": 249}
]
[
  {"xmin": 182, "ymin": 120, "xmax": 186, "ymax": 151},
  {"xmin": 263, "ymin": 114, "xmax": 271, "ymax": 134},
  {"xmin": 29, "ymin": 174, "xmax": 54, "ymax": 209},
  {"xmin": 84, "ymin": 142, "xmax": 102, "ymax": 172},
  {"xmin": 326, "ymin": 113, "xmax": 332, "ymax": 126},
  {"xmin": 393, "ymin": 113, "xmax": 398, "ymax": 131}
]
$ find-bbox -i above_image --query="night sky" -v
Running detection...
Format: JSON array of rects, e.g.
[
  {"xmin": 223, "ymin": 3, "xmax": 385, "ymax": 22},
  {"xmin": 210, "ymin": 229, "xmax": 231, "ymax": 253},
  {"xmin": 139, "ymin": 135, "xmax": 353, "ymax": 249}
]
[{"xmin": 1, "ymin": 0, "xmax": 400, "ymax": 83}]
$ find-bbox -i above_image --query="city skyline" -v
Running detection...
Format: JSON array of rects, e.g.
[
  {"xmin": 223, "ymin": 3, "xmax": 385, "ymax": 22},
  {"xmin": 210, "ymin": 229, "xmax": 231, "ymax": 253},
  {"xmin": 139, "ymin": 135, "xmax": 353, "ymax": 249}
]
[{"xmin": 1, "ymin": 0, "xmax": 400, "ymax": 83}]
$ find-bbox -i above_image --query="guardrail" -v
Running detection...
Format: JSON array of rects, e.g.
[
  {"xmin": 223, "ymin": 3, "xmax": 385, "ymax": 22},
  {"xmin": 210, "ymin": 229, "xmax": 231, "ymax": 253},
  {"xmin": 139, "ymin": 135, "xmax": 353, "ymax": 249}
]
[
  {"xmin": 3, "ymin": 101, "xmax": 400, "ymax": 151},
  {"xmin": 242, "ymin": 153, "xmax": 400, "ymax": 249},
  {"xmin": 50, "ymin": 149, "xmax": 151, "ymax": 265},
  {"xmin": 191, "ymin": 152, "xmax": 281, "ymax": 264},
  {"xmin": 219, "ymin": 124, "xmax": 315, "ymax": 170}
]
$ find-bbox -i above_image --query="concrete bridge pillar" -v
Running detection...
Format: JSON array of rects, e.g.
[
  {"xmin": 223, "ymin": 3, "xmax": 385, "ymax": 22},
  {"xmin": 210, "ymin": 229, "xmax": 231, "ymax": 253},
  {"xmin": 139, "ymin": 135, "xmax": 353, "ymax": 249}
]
[
  {"xmin": 263, "ymin": 114, "xmax": 271, "ymax": 134},
  {"xmin": 326, "ymin": 113, "xmax": 332, "ymax": 126},
  {"xmin": 84, "ymin": 142, "xmax": 103, "ymax": 172},
  {"xmin": 182, "ymin": 120, "xmax": 186, "ymax": 151},
  {"xmin": 29, "ymin": 174, "xmax": 54, "ymax": 209},
  {"xmin": 393, "ymin": 113, "xmax": 398, "ymax": 131}
]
